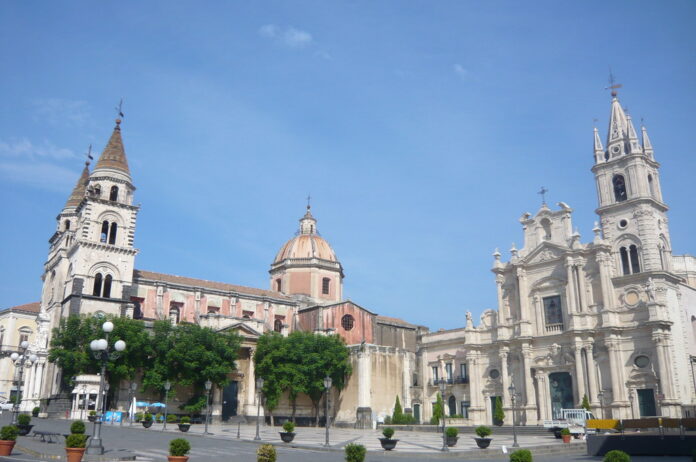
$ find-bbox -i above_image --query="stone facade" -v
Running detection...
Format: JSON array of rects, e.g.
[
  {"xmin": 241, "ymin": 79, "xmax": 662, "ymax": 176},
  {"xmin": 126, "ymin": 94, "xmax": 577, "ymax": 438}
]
[{"xmin": 2, "ymin": 94, "xmax": 695, "ymax": 425}]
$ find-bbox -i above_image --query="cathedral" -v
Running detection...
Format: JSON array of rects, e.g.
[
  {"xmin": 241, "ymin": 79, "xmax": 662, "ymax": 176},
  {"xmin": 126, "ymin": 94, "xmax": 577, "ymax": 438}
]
[{"xmin": 1, "ymin": 93, "xmax": 695, "ymax": 427}]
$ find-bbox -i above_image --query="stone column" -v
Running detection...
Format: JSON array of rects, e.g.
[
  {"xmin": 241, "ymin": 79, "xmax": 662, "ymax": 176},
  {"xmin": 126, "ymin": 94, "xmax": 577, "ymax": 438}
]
[
  {"xmin": 533, "ymin": 296, "xmax": 543, "ymax": 336},
  {"xmin": 402, "ymin": 351, "xmax": 411, "ymax": 409},
  {"xmin": 244, "ymin": 348, "xmax": 257, "ymax": 416},
  {"xmin": 565, "ymin": 260, "xmax": 577, "ymax": 314},
  {"xmin": 467, "ymin": 354, "xmax": 483, "ymax": 424},
  {"xmin": 574, "ymin": 345, "xmax": 586, "ymax": 406},
  {"xmin": 356, "ymin": 347, "xmax": 373, "ymax": 428},
  {"xmin": 522, "ymin": 347, "xmax": 536, "ymax": 408},
  {"xmin": 32, "ymin": 362, "xmax": 44, "ymax": 400},
  {"xmin": 606, "ymin": 339, "xmax": 625, "ymax": 403},
  {"xmin": 535, "ymin": 371, "xmax": 548, "ymax": 420},
  {"xmin": 500, "ymin": 350, "xmax": 510, "ymax": 407},
  {"xmin": 516, "ymin": 269, "xmax": 529, "ymax": 321},
  {"xmin": 652, "ymin": 331, "xmax": 675, "ymax": 400},
  {"xmin": 496, "ymin": 275, "xmax": 506, "ymax": 322},
  {"xmin": 576, "ymin": 260, "xmax": 588, "ymax": 312},
  {"xmin": 585, "ymin": 343, "xmax": 599, "ymax": 407},
  {"xmin": 597, "ymin": 254, "xmax": 614, "ymax": 310}
]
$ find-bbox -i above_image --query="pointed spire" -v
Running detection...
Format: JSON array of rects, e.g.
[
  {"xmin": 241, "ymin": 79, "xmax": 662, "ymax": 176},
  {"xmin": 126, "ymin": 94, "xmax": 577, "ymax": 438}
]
[
  {"xmin": 299, "ymin": 203, "xmax": 317, "ymax": 235},
  {"xmin": 641, "ymin": 124, "xmax": 654, "ymax": 157},
  {"xmin": 606, "ymin": 96, "xmax": 628, "ymax": 157},
  {"xmin": 594, "ymin": 127, "xmax": 604, "ymax": 153},
  {"xmin": 92, "ymin": 119, "xmax": 130, "ymax": 178},
  {"xmin": 64, "ymin": 163, "xmax": 90, "ymax": 208},
  {"xmin": 625, "ymin": 113, "xmax": 641, "ymax": 154}
]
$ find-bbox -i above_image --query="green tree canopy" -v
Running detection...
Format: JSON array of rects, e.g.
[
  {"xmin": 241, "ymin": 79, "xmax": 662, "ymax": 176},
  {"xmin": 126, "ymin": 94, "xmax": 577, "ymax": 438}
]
[{"xmin": 494, "ymin": 396, "xmax": 505, "ymax": 425}]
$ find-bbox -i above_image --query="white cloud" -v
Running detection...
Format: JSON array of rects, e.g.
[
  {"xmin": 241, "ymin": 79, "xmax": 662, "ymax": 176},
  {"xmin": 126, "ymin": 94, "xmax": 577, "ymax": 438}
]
[
  {"xmin": 258, "ymin": 24, "xmax": 313, "ymax": 48},
  {"xmin": 32, "ymin": 98, "xmax": 92, "ymax": 127},
  {"xmin": 453, "ymin": 64, "xmax": 468, "ymax": 79},
  {"xmin": 0, "ymin": 138, "xmax": 75, "ymax": 160}
]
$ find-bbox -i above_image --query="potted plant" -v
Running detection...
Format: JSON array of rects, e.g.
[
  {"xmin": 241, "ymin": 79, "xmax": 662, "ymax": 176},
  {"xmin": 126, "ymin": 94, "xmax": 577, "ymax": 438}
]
[
  {"xmin": 156, "ymin": 412, "xmax": 164, "ymax": 423},
  {"xmin": 445, "ymin": 427, "xmax": 459, "ymax": 447},
  {"xmin": 32, "ymin": 406, "xmax": 40, "ymax": 417},
  {"xmin": 16, "ymin": 414, "xmax": 33, "ymax": 436},
  {"xmin": 510, "ymin": 449, "xmax": 533, "ymax": 462},
  {"xmin": 560, "ymin": 428, "xmax": 571, "ymax": 443},
  {"xmin": 257, "ymin": 444, "xmax": 276, "ymax": 462},
  {"xmin": 88, "ymin": 410, "xmax": 97, "ymax": 422},
  {"xmin": 168, "ymin": 438, "xmax": 191, "ymax": 462},
  {"xmin": 474, "ymin": 425, "xmax": 492, "ymax": 449},
  {"xmin": 603, "ymin": 450, "xmax": 630, "ymax": 462},
  {"xmin": 378, "ymin": 427, "xmax": 398, "ymax": 451},
  {"xmin": 178, "ymin": 416, "xmax": 191, "ymax": 432},
  {"xmin": 279, "ymin": 421, "xmax": 296, "ymax": 443},
  {"xmin": 142, "ymin": 412, "xmax": 154, "ymax": 428},
  {"xmin": 0, "ymin": 425, "xmax": 18, "ymax": 456},
  {"xmin": 167, "ymin": 414, "xmax": 178, "ymax": 424},
  {"xmin": 134, "ymin": 412, "xmax": 144, "ymax": 422},
  {"xmin": 345, "ymin": 443, "xmax": 366, "ymax": 462},
  {"xmin": 65, "ymin": 421, "xmax": 88, "ymax": 462}
]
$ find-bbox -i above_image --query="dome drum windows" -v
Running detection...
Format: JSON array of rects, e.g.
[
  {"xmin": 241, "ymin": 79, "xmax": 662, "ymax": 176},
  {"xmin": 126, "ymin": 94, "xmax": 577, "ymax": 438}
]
[{"xmin": 322, "ymin": 277, "xmax": 331, "ymax": 295}]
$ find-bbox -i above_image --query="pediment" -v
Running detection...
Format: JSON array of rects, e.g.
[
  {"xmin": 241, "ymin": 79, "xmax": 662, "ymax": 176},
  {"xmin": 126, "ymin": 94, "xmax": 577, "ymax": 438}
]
[
  {"xmin": 217, "ymin": 322, "xmax": 263, "ymax": 339},
  {"xmin": 523, "ymin": 242, "xmax": 567, "ymax": 265}
]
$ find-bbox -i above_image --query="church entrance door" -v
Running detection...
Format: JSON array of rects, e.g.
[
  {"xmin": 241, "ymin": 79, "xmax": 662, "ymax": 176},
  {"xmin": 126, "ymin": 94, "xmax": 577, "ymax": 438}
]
[
  {"xmin": 637, "ymin": 389, "xmax": 656, "ymax": 417},
  {"xmin": 548, "ymin": 372, "xmax": 573, "ymax": 419},
  {"xmin": 221, "ymin": 381, "xmax": 238, "ymax": 421},
  {"xmin": 413, "ymin": 404, "xmax": 420, "ymax": 423}
]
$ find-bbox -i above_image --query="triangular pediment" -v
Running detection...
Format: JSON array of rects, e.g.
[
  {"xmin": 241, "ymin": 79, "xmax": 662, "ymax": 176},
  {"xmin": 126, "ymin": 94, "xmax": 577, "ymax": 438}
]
[
  {"xmin": 217, "ymin": 322, "xmax": 263, "ymax": 339},
  {"xmin": 523, "ymin": 241, "xmax": 567, "ymax": 265}
]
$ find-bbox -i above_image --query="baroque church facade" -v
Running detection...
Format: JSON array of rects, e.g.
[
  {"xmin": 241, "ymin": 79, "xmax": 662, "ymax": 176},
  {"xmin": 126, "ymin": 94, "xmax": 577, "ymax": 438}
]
[{"xmin": 1, "ymin": 93, "xmax": 695, "ymax": 426}]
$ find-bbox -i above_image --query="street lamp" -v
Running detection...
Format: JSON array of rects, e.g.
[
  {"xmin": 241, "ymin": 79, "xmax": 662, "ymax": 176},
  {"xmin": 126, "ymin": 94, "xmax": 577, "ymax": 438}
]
[
  {"xmin": 204, "ymin": 379, "xmax": 212, "ymax": 435},
  {"xmin": 438, "ymin": 379, "xmax": 448, "ymax": 452},
  {"xmin": 80, "ymin": 385, "xmax": 87, "ymax": 421},
  {"xmin": 597, "ymin": 390, "xmax": 605, "ymax": 419},
  {"xmin": 128, "ymin": 382, "xmax": 137, "ymax": 426},
  {"xmin": 162, "ymin": 381, "xmax": 172, "ymax": 431},
  {"xmin": 254, "ymin": 377, "xmax": 264, "ymax": 441},
  {"xmin": 85, "ymin": 321, "xmax": 126, "ymax": 455},
  {"xmin": 508, "ymin": 383, "xmax": 519, "ymax": 448},
  {"xmin": 323, "ymin": 376, "xmax": 332, "ymax": 447},
  {"xmin": 628, "ymin": 389, "xmax": 635, "ymax": 419},
  {"xmin": 10, "ymin": 340, "xmax": 37, "ymax": 425}
]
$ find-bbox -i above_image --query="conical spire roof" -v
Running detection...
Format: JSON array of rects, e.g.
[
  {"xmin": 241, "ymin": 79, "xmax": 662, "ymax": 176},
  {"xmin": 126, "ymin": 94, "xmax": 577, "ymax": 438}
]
[
  {"xmin": 64, "ymin": 163, "xmax": 90, "ymax": 208},
  {"xmin": 93, "ymin": 119, "xmax": 130, "ymax": 176},
  {"xmin": 642, "ymin": 124, "xmax": 654, "ymax": 155},
  {"xmin": 606, "ymin": 96, "xmax": 628, "ymax": 148}
]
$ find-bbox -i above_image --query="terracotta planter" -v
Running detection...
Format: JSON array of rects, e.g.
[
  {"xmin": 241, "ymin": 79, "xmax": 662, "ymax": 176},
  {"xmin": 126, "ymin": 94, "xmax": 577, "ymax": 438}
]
[
  {"xmin": 167, "ymin": 456, "xmax": 189, "ymax": 462},
  {"xmin": 279, "ymin": 431, "xmax": 295, "ymax": 443},
  {"xmin": 562, "ymin": 434, "xmax": 572, "ymax": 443},
  {"xmin": 0, "ymin": 440, "xmax": 15, "ymax": 456},
  {"xmin": 65, "ymin": 447, "xmax": 86, "ymax": 462},
  {"xmin": 378, "ymin": 438, "xmax": 399, "ymax": 450},
  {"xmin": 474, "ymin": 437, "xmax": 492, "ymax": 449}
]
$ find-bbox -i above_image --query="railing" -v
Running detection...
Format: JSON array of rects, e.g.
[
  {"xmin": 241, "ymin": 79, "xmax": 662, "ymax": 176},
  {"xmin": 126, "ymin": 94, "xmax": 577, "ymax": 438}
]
[
  {"xmin": 454, "ymin": 376, "xmax": 469, "ymax": 384},
  {"xmin": 546, "ymin": 323, "xmax": 563, "ymax": 333}
]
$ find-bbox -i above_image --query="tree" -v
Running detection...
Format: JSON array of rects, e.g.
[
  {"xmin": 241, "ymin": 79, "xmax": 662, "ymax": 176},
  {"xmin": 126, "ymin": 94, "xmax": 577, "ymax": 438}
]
[
  {"xmin": 581, "ymin": 394, "xmax": 591, "ymax": 411},
  {"xmin": 392, "ymin": 395, "xmax": 404, "ymax": 424},
  {"xmin": 254, "ymin": 332, "xmax": 290, "ymax": 426},
  {"xmin": 431, "ymin": 392, "xmax": 443, "ymax": 425},
  {"xmin": 48, "ymin": 315, "xmax": 151, "ymax": 391},
  {"xmin": 494, "ymin": 396, "xmax": 505, "ymax": 426}
]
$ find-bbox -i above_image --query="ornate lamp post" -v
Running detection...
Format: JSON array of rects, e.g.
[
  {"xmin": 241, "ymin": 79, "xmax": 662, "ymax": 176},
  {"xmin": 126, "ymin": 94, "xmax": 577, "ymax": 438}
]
[
  {"xmin": 628, "ymin": 389, "xmax": 635, "ymax": 419},
  {"xmin": 323, "ymin": 376, "xmax": 332, "ymax": 447},
  {"xmin": 85, "ymin": 321, "xmax": 126, "ymax": 455},
  {"xmin": 597, "ymin": 390, "xmax": 605, "ymax": 419},
  {"xmin": 508, "ymin": 383, "xmax": 519, "ymax": 448},
  {"xmin": 128, "ymin": 381, "xmax": 137, "ymax": 426},
  {"xmin": 254, "ymin": 377, "xmax": 264, "ymax": 441},
  {"xmin": 204, "ymin": 379, "xmax": 212, "ymax": 435},
  {"xmin": 438, "ymin": 379, "xmax": 448, "ymax": 452},
  {"xmin": 10, "ymin": 341, "xmax": 37, "ymax": 425},
  {"xmin": 80, "ymin": 385, "xmax": 87, "ymax": 421},
  {"xmin": 163, "ymin": 381, "xmax": 171, "ymax": 431}
]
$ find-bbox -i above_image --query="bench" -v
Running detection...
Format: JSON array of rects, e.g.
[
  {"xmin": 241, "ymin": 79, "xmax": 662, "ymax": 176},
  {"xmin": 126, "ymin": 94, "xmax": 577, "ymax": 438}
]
[{"xmin": 32, "ymin": 430, "xmax": 65, "ymax": 443}]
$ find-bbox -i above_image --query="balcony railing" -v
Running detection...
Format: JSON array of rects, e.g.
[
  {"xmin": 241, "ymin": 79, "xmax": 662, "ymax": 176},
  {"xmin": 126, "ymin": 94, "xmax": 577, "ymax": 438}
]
[
  {"xmin": 546, "ymin": 323, "xmax": 563, "ymax": 333},
  {"xmin": 429, "ymin": 377, "xmax": 470, "ymax": 386},
  {"xmin": 454, "ymin": 376, "xmax": 469, "ymax": 384}
]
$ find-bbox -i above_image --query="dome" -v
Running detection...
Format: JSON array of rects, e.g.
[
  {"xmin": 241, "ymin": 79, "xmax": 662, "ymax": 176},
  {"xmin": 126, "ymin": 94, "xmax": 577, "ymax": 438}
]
[{"xmin": 273, "ymin": 206, "xmax": 339, "ymax": 264}]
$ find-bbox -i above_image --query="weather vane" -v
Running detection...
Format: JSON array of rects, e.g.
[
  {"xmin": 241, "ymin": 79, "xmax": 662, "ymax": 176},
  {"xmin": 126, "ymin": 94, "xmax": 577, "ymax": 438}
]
[
  {"xmin": 605, "ymin": 69, "xmax": 622, "ymax": 97},
  {"xmin": 538, "ymin": 186, "xmax": 548, "ymax": 205},
  {"xmin": 115, "ymin": 98, "xmax": 125, "ymax": 119},
  {"xmin": 85, "ymin": 144, "xmax": 93, "ymax": 166},
  {"xmin": 306, "ymin": 194, "xmax": 311, "ymax": 210}
]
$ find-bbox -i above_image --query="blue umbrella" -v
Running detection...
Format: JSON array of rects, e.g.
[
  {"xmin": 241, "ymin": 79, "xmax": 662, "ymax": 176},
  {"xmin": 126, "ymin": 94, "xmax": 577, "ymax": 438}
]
[
  {"xmin": 135, "ymin": 401, "xmax": 150, "ymax": 407},
  {"xmin": 150, "ymin": 402, "xmax": 166, "ymax": 408}
]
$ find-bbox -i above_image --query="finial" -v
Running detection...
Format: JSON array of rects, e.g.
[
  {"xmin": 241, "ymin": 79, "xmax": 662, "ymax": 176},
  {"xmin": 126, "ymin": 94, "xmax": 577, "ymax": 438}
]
[
  {"xmin": 85, "ymin": 144, "xmax": 93, "ymax": 167},
  {"xmin": 605, "ymin": 68, "xmax": 622, "ymax": 97},
  {"xmin": 114, "ymin": 98, "xmax": 124, "ymax": 128},
  {"xmin": 538, "ymin": 186, "xmax": 548, "ymax": 206},
  {"xmin": 493, "ymin": 248, "xmax": 501, "ymax": 259},
  {"xmin": 306, "ymin": 194, "xmax": 311, "ymax": 211}
]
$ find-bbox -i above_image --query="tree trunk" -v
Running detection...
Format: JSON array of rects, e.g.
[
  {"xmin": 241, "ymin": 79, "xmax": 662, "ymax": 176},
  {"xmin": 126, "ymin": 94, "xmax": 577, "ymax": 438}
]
[
  {"xmin": 291, "ymin": 399, "xmax": 296, "ymax": 422},
  {"xmin": 314, "ymin": 401, "xmax": 320, "ymax": 427},
  {"xmin": 269, "ymin": 409, "xmax": 274, "ymax": 427}
]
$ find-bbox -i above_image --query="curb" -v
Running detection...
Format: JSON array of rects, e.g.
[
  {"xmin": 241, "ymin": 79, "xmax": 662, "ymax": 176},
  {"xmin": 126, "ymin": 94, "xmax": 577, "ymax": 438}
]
[{"xmin": 15, "ymin": 444, "xmax": 136, "ymax": 461}]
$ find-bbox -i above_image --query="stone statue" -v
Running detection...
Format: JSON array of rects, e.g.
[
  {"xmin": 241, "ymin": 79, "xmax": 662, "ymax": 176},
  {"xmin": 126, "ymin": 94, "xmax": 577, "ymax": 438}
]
[
  {"xmin": 645, "ymin": 277, "xmax": 656, "ymax": 302},
  {"xmin": 466, "ymin": 311, "xmax": 473, "ymax": 329}
]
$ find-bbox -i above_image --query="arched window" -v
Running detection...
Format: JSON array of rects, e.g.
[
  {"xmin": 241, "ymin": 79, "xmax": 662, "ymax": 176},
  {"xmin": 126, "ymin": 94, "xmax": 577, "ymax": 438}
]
[
  {"xmin": 102, "ymin": 275, "xmax": 112, "ymax": 298},
  {"xmin": 108, "ymin": 222, "xmax": 118, "ymax": 245},
  {"xmin": 93, "ymin": 273, "xmax": 103, "ymax": 296},
  {"xmin": 613, "ymin": 175, "xmax": 627, "ymax": 202},
  {"xmin": 540, "ymin": 218, "xmax": 552, "ymax": 240},
  {"xmin": 647, "ymin": 174, "xmax": 655, "ymax": 197},
  {"xmin": 100, "ymin": 221, "xmax": 109, "ymax": 243},
  {"xmin": 64, "ymin": 219, "xmax": 70, "ymax": 231},
  {"xmin": 620, "ymin": 247, "xmax": 631, "ymax": 275},
  {"xmin": 18, "ymin": 328, "xmax": 31, "ymax": 346},
  {"xmin": 629, "ymin": 245, "xmax": 640, "ymax": 273},
  {"xmin": 109, "ymin": 186, "xmax": 119, "ymax": 202},
  {"xmin": 322, "ymin": 277, "xmax": 330, "ymax": 295},
  {"xmin": 448, "ymin": 395, "xmax": 457, "ymax": 417},
  {"xmin": 94, "ymin": 185, "xmax": 101, "ymax": 197},
  {"xmin": 274, "ymin": 319, "xmax": 283, "ymax": 332},
  {"xmin": 275, "ymin": 279, "xmax": 282, "ymax": 292}
]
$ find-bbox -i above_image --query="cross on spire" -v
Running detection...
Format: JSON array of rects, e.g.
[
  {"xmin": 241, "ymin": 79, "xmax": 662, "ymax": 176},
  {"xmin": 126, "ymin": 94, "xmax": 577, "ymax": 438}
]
[
  {"xmin": 85, "ymin": 144, "xmax": 93, "ymax": 167},
  {"xmin": 306, "ymin": 194, "xmax": 311, "ymax": 210},
  {"xmin": 115, "ymin": 98, "xmax": 124, "ymax": 121},
  {"xmin": 605, "ymin": 69, "xmax": 622, "ymax": 97},
  {"xmin": 538, "ymin": 186, "xmax": 548, "ymax": 205}
]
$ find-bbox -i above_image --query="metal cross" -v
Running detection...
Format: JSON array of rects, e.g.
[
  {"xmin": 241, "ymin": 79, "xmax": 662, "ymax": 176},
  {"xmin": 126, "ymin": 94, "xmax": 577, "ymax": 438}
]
[
  {"xmin": 85, "ymin": 144, "xmax": 93, "ymax": 166},
  {"xmin": 538, "ymin": 186, "xmax": 548, "ymax": 205},
  {"xmin": 306, "ymin": 194, "xmax": 311, "ymax": 209},
  {"xmin": 115, "ymin": 98, "xmax": 124, "ymax": 118},
  {"xmin": 605, "ymin": 69, "xmax": 622, "ymax": 96}
]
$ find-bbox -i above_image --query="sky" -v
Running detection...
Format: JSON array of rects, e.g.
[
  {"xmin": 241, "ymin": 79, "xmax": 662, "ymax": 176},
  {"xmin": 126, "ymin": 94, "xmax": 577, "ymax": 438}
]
[{"xmin": 1, "ymin": 1, "xmax": 695, "ymax": 330}]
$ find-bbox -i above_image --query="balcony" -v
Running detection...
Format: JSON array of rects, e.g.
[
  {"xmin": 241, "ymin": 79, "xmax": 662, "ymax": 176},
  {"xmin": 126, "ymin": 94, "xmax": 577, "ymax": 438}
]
[
  {"xmin": 545, "ymin": 323, "xmax": 563, "ymax": 333},
  {"xmin": 454, "ymin": 376, "xmax": 469, "ymax": 384}
]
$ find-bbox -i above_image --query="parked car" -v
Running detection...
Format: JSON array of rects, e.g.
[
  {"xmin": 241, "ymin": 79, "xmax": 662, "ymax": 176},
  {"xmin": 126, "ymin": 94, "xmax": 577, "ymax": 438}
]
[{"xmin": 0, "ymin": 402, "xmax": 13, "ymax": 411}]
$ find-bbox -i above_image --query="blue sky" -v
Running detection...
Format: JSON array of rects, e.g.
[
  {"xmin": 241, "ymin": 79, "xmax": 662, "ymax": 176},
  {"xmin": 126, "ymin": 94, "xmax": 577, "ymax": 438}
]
[{"xmin": 1, "ymin": 1, "xmax": 694, "ymax": 329}]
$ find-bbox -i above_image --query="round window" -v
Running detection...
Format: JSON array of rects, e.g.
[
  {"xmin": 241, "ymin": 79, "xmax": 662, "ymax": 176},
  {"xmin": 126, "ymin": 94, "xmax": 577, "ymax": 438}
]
[
  {"xmin": 618, "ymin": 219, "xmax": 628, "ymax": 229},
  {"xmin": 634, "ymin": 355, "xmax": 650, "ymax": 368},
  {"xmin": 489, "ymin": 369, "xmax": 500, "ymax": 379},
  {"xmin": 341, "ymin": 314, "xmax": 354, "ymax": 331}
]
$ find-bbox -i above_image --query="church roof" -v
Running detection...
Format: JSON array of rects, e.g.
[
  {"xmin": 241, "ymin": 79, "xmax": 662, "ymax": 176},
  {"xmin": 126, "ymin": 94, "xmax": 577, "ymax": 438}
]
[
  {"xmin": 64, "ymin": 164, "xmax": 90, "ymax": 208},
  {"xmin": 376, "ymin": 315, "xmax": 417, "ymax": 328},
  {"xmin": 133, "ymin": 269, "xmax": 293, "ymax": 301},
  {"xmin": 1, "ymin": 302, "xmax": 40, "ymax": 315},
  {"xmin": 93, "ymin": 120, "xmax": 130, "ymax": 176}
]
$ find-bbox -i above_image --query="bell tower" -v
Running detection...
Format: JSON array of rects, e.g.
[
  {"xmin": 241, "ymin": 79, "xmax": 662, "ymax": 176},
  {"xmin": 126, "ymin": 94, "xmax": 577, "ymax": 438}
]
[{"xmin": 591, "ymin": 92, "xmax": 671, "ymax": 275}]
